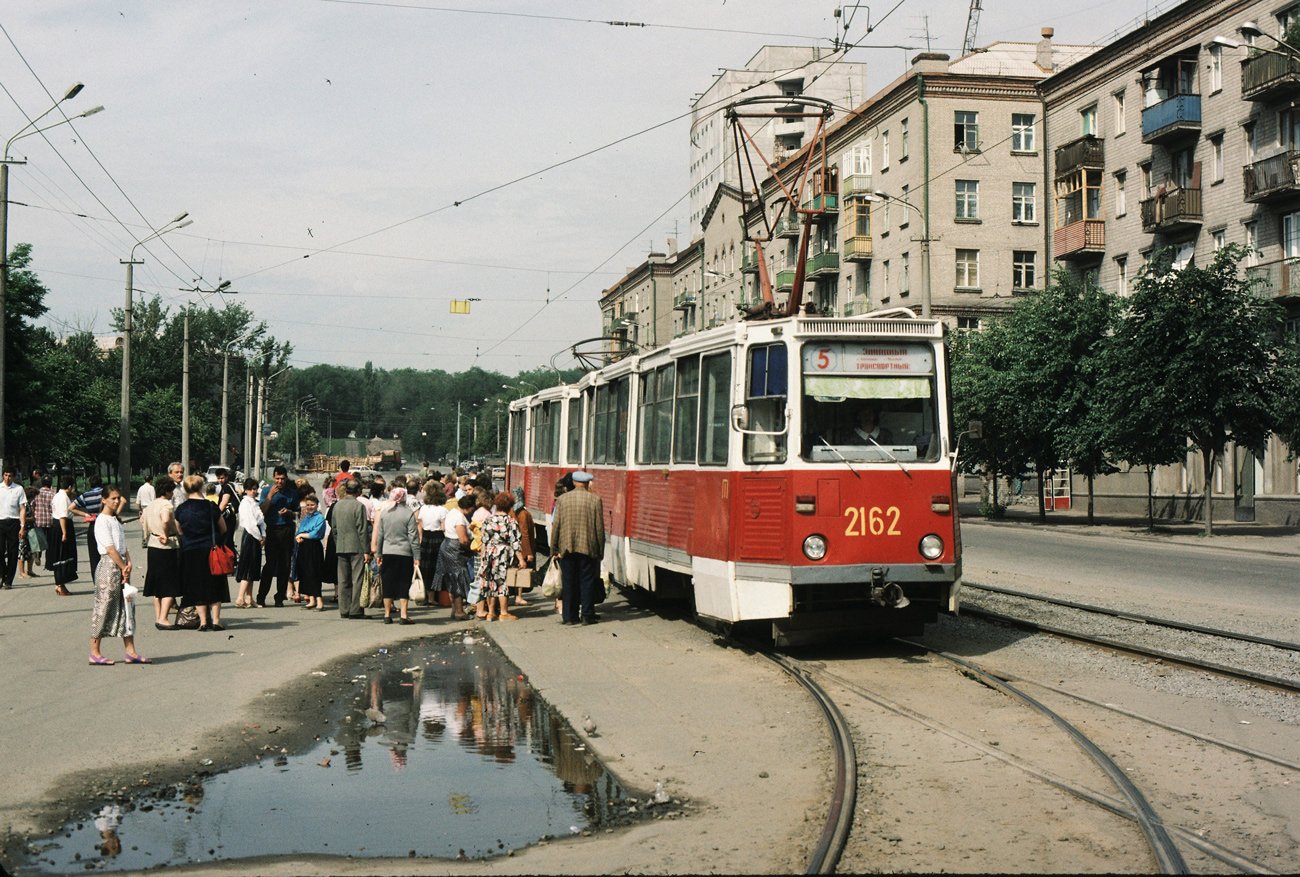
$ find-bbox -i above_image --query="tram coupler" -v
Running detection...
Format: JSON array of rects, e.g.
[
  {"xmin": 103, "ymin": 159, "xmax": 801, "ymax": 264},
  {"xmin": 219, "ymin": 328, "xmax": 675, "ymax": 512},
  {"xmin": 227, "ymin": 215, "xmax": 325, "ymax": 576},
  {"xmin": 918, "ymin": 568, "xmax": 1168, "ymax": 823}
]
[{"xmin": 869, "ymin": 567, "xmax": 911, "ymax": 609}]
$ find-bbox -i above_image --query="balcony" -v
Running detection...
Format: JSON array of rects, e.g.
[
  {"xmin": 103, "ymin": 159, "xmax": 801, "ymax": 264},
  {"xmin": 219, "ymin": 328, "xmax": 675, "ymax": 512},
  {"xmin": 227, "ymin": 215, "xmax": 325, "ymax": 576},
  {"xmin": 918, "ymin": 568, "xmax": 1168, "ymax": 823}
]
[
  {"xmin": 775, "ymin": 212, "xmax": 803, "ymax": 238},
  {"xmin": 802, "ymin": 192, "xmax": 838, "ymax": 213},
  {"xmin": 775, "ymin": 269, "xmax": 797, "ymax": 292},
  {"xmin": 673, "ymin": 292, "xmax": 697, "ymax": 310},
  {"xmin": 1141, "ymin": 93, "xmax": 1201, "ymax": 144},
  {"xmin": 843, "ymin": 235, "xmax": 873, "ymax": 262},
  {"xmin": 807, "ymin": 250, "xmax": 839, "ymax": 277},
  {"xmin": 1054, "ymin": 219, "xmax": 1105, "ymax": 261},
  {"xmin": 842, "ymin": 173, "xmax": 873, "ymax": 199},
  {"xmin": 741, "ymin": 243, "xmax": 759, "ymax": 273},
  {"xmin": 1242, "ymin": 52, "xmax": 1300, "ymax": 101},
  {"xmin": 1054, "ymin": 135, "xmax": 1104, "ymax": 179},
  {"xmin": 1243, "ymin": 151, "xmax": 1300, "ymax": 202},
  {"xmin": 1246, "ymin": 260, "xmax": 1300, "ymax": 299},
  {"xmin": 1139, "ymin": 186, "xmax": 1202, "ymax": 233}
]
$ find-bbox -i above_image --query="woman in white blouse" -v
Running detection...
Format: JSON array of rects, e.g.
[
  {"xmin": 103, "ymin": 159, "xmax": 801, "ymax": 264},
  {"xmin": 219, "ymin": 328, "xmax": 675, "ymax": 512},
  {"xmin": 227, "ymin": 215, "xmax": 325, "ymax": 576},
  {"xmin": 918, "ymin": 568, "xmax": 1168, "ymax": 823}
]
[{"xmin": 89, "ymin": 486, "xmax": 150, "ymax": 665}]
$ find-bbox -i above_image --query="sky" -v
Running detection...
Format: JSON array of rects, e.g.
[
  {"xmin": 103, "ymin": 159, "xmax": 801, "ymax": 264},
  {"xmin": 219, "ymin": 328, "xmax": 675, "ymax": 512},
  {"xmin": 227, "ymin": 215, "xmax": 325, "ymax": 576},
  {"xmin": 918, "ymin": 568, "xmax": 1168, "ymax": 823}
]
[{"xmin": 1, "ymin": 0, "xmax": 1175, "ymax": 376}]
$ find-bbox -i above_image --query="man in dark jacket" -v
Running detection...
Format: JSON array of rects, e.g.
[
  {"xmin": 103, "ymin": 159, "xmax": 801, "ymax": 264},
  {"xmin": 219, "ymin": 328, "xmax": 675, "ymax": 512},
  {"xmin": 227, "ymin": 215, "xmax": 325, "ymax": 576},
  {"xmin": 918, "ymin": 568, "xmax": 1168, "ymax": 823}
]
[
  {"xmin": 551, "ymin": 471, "xmax": 605, "ymax": 625},
  {"xmin": 332, "ymin": 478, "xmax": 371, "ymax": 618}
]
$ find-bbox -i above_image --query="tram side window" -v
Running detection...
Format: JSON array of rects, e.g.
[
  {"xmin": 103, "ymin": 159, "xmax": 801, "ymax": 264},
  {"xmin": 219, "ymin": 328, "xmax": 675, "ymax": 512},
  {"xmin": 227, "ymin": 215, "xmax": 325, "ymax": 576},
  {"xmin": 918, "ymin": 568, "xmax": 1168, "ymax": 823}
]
[
  {"xmin": 530, "ymin": 403, "xmax": 554, "ymax": 464},
  {"xmin": 698, "ymin": 351, "xmax": 731, "ymax": 465},
  {"xmin": 508, "ymin": 410, "xmax": 526, "ymax": 464},
  {"xmin": 548, "ymin": 401, "xmax": 562, "ymax": 464},
  {"xmin": 566, "ymin": 397, "xmax": 583, "ymax": 466},
  {"xmin": 637, "ymin": 364, "xmax": 674, "ymax": 464},
  {"xmin": 673, "ymin": 356, "xmax": 700, "ymax": 463},
  {"xmin": 591, "ymin": 377, "xmax": 630, "ymax": 465},
  {"xmin": 744, "ymin": 343, "xmax": 788, "ymax": 464}
]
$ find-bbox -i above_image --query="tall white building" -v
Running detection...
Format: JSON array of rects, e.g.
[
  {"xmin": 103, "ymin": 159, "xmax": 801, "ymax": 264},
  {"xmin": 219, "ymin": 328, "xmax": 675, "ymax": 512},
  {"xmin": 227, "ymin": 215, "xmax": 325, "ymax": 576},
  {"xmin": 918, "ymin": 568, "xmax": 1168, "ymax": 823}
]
[{"xmin": 688, "ymin": 46, "xmax": 867, "ymax": 230}]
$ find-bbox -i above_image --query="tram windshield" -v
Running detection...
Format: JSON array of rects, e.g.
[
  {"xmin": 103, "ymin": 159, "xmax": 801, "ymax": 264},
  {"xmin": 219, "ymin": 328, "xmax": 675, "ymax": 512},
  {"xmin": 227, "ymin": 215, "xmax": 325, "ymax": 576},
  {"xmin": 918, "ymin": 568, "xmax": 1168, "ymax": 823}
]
[{"xmin": 799, "ymin": 341, "xmax": 941, "ymax": 463}]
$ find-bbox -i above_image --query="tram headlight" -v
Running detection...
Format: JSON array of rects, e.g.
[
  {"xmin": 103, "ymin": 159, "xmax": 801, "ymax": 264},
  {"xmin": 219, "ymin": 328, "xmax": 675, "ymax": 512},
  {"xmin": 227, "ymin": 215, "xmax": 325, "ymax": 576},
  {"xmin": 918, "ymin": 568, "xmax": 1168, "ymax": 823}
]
[
  {"xmin": 919, "ymin": 534, "xmax": 944, "ymax": 561},
  {"xmin": 802, "ymin": 534, "xmax": 828, "ymax": 561}
]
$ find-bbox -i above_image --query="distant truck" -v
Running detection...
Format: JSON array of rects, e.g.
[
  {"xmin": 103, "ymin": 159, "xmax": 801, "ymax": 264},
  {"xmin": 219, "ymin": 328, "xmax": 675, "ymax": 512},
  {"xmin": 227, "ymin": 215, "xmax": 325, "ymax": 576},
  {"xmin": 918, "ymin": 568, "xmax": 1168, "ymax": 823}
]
[{"xmin": 375, "ymin": 450, "xmax": 402, "ymax": 471}]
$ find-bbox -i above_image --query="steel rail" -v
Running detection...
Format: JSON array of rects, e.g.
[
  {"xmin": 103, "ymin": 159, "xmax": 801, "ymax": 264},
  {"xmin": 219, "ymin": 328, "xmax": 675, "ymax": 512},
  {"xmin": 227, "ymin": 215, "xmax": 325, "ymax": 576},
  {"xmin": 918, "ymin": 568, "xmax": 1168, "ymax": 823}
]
[
  {"xmin": 964, "ymin": 582, "xmax": 1300, "ymax": 652},
  {"xmin": 758, "ymin": 650, "xmax": 857, "ymax": 875},
  {"xmin": 806, "ymin": 656, "xmax": 1276, "ymax": 874},
  {"xmin": 918, "ymin": 647, "xmax": 1189, "ymax": 875},
  {"xmin": 963, "ymin": 605, "xmax": 1300, "ymax": 693}
]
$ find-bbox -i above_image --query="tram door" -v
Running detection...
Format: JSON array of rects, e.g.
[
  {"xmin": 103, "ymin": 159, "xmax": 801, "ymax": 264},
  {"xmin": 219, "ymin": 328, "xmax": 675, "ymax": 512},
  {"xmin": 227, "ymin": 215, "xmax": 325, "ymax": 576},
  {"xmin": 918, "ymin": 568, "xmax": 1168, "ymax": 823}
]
[{"xmin": 1044, "ymin": 463, "xmax": 1071, "ymax": 511}]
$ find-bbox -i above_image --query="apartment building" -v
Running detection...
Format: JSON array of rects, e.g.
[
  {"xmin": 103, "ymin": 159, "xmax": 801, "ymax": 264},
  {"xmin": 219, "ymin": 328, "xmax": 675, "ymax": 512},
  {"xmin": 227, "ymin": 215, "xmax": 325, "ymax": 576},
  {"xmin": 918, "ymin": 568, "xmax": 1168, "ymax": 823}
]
[
  {"xmin": 1040, "ymin": 0, "xmax": 1300, "ymax": 523},
  {"xmin": 745, "ymin": 33, "xmax": 1094, "ymax": 330},
  {"xmin": 688, "ymin": 46, "xmax": 867, "ymax": 231}
]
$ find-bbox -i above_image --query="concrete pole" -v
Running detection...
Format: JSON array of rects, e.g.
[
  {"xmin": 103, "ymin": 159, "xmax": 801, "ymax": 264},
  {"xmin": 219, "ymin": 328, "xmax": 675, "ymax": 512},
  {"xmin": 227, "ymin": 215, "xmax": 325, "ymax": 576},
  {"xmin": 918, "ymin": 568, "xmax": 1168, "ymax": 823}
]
[
  {"xmin": 220, "ymin": 350, "xmax": 230, "ymax": 467},
  {"xmin": 253, "ymin": 378, "xmax": 265, "ymax": 480},
  {"xmin": 118, "ymin": 258, "xmax": 138, "ymax": 503},
  {"xmin": 181, "ymin": 305, "xmax": 190, "ymax": 474}
]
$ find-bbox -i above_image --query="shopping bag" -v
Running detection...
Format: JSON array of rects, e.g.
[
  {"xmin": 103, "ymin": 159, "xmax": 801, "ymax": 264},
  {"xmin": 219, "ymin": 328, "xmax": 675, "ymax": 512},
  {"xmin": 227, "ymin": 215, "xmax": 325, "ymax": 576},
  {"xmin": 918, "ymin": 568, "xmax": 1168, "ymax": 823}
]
[
  {"xmin": 368, "ymin": 559, "xmax": 385, "ymax": 608},
  {"xmin": 541, "ymin": 558, "xmax": 562, "ymax": 599},
  {"xmin": 359, "ymin": 560, "xmax": 373, "ymax": 607},
  {"xmin": 409, "ymin": 564, "xmax": 426, "ymax": 603}
]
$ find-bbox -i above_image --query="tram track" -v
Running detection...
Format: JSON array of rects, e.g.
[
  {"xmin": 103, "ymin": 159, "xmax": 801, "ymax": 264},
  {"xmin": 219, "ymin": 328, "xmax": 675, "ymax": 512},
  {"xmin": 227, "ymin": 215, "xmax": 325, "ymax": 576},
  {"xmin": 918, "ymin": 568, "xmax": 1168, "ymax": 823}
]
[{"xmin": 960, "ymin": 584, "xmax": 1300, "ymax": 694}]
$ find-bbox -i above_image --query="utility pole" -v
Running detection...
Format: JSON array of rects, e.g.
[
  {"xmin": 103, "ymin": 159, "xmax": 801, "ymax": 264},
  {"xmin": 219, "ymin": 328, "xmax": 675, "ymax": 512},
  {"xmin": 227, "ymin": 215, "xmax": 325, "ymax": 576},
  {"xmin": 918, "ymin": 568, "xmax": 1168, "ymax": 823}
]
[{"xmin": 181, "ymin": 305, "xmax": 190, "ymax": 473}]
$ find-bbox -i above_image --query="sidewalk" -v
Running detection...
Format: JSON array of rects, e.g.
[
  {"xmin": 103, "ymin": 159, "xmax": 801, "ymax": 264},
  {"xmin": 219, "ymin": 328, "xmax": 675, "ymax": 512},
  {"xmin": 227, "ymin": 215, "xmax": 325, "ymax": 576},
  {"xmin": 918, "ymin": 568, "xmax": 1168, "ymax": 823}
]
[{"xmin": 958, "ymin": 500, "xmax": 1300, "ymax": 558}]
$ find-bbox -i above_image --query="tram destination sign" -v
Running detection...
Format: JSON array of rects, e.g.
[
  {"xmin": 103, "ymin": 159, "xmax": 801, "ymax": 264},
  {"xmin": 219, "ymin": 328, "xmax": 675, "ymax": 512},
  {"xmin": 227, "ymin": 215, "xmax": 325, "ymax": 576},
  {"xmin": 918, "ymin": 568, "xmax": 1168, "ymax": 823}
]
[{"xmin": 803, "ymin": 342, "xmax": 933, "ymax": 376}]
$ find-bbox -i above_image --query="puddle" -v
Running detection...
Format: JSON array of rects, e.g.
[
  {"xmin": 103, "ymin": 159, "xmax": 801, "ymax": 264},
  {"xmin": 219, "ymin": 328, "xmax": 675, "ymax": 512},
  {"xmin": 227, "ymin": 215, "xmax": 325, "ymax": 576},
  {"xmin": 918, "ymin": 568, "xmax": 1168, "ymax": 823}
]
[{"xmin": 17, "ymin": 633, "xmax": 640, "ymax": 872}]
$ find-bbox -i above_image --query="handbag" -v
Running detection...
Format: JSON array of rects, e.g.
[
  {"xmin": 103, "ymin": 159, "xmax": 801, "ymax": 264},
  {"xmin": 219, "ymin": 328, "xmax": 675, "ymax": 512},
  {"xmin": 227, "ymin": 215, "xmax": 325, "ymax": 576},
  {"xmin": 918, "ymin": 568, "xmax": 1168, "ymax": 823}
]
[
  {"xmin": 409, "ymin": 563, "xmax": 426, "ymax": 602},
  {"xmin": 506, "ymin": 566, "xmax": 532, "ymax": 591},
  {"xmin": 174, "ymin": 604, "xmax": 201, "ymax": 629},
  {"xmin": 541, "ymin": 557, "xmax": 563, "ymax": 599},
  {"xmin": 359, "ymin": 559, "xmax": 374, "ymax": 607},
  {"xmin": 367, "ymin": 559, "xmax": 384, "ymax": 608},
  {"xmin": 207, "ymin": 509, "xmax": 235, "ymax": 576},
  {"xmin": 435, "ymin": 588, "xmax": 452, "ymax": 607}
]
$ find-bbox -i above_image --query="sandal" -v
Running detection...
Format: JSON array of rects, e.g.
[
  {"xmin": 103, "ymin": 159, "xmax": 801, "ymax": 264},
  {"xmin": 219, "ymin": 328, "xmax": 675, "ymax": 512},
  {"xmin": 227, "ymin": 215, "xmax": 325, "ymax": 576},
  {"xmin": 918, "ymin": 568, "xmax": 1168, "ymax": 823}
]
[
  {"xmin": 499, "ymin": 613, "xmax": 519, "ymax": 621},
  {"xmin": 124, "ymin": 654, "xmax": 153, "ymax": 664},
  {"xmin": 88, "ymin": 654, "xmax": 114, "ymax": 666}
]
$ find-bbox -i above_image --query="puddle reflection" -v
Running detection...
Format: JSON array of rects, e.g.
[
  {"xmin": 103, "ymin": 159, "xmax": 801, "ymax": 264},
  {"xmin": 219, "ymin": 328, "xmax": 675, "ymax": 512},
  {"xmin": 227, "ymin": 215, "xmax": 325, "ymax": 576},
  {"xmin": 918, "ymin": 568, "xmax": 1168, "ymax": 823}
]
[{"xmin": 19, "ymin": 633, "xmax": 627, "ymax": 873}]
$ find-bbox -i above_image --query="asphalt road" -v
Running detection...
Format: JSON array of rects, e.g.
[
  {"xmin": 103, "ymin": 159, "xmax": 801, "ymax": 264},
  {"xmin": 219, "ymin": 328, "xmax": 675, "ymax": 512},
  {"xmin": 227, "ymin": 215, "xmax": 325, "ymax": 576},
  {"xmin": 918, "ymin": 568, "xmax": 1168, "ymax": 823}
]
[{"xmin": 960, "ymin": 519, "xmax": 1300, "ymax": 637}]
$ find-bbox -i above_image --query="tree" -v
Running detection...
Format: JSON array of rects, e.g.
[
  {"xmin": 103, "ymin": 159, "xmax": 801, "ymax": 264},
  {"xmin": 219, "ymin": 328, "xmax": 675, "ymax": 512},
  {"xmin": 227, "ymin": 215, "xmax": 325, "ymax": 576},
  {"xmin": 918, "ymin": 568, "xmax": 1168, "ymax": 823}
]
[
  {"xmin": 4, "ymin": 244, "xmax": 54, "ymax": 464},
  {"xmin": 1108, "ymin": 244, "xmax": 1284, "ymax": 535}
]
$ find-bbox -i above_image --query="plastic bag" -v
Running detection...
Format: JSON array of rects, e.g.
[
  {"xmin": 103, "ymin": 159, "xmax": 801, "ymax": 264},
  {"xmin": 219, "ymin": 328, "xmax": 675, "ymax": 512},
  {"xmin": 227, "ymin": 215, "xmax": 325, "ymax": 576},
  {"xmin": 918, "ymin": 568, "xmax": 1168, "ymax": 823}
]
[
  {"xmin": 409, "ymin": 563, "xmax": 426, "ymax": 603},
  {"xmin": 541, "ymin": 558, "xmax": 562, "ymax": 599}
]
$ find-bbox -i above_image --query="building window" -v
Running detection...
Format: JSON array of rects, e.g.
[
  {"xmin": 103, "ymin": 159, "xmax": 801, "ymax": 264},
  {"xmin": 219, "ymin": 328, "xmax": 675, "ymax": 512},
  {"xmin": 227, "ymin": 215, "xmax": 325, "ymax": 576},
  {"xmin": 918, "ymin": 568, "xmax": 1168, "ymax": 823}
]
[
  {"xmin": 1115, "ymin": 171, "xmax": 1127, "ymax": 216},
  {"xmin": 956, "ymin": 179, "xmax": 979, "ymax": 220},
  {"xmin": 881, "ymin": 130, "xmax": 890, "ymax": 169},
  {"xmin": 882, "ymin": 259, "xmax": 890, "ymax": 298},
  {"xmin": 1012, "ymin": 250, "xmax": 1036, "ymax": 290},
  {"xmin": 1245, "ymin": 220, "xmax": 1260, "ymax": 266},
  {"xmin": 1116, "ymin": 255, "xmax": 1128, "ymax": 296},
  {"xmin": 899, "ymin": 184, "xmax": 910, "ymax": 227},
  {"xmin": 955, "ymin": 249, "xmax": 980, "ymax": 289},
  {"xmin": 956, "ymin": 316, "xmax": 982, "ymax": 335},
  {"xmin": 1081, "ymin": 104, "xmax": 1098, "ymax": 137},
  {"xmin": 849, "ymin": 143, "xmax": 871, "ymax": 176},
  {"xmin": 1113, "ymin": 90, "xmax": 1126, "ymax": 136},
  {"xmin": 1055, "ymin": 168, "xmax": 1102, "ymax": 225},
  {"xmin": 954, "ymin": 110, "xmax": 979, "ymax": 152},
  {"xmin": 1211, "ymin": 229, "xmax": 1226, "ymax": 251},
  {"xmin": 900, "ymin": 118, "xmax": 909, "ymax": 160},
  {"xmin": 882, "ymin": 199, "xmax": 891, "ymax": 231},
  {"xmin": 1284, "ymin": 212, "xmax": 1300, "ymax": 259},
  {"xmin": 1209, "ymin": 44, "xmax": 1223, "ymax": 93},
  {"xmin": 1011, "ymin": 113, "xmax": 1035, "ymax": 152},
  {"xmin": 1281, "ymin": 109, "xmax": 1300, "ymax": 149},
  {"xmin": 900, "ymin": 252, "xmax": 910, "ymax": 296},
  {"xmin": 1012, "ymin": 182, "xmax": 1037, "ymax": 223},
  {"xmin": 1245, "ymin": 122, "xmax": 1258, "ymax": 161},
  {"xmin": 1140, "ymin": 161, "xmax": 1152, "ymax": 195},
  {"xmin": 1210, "ymin": 135, "xmax": 1223, "ymax": 182}
]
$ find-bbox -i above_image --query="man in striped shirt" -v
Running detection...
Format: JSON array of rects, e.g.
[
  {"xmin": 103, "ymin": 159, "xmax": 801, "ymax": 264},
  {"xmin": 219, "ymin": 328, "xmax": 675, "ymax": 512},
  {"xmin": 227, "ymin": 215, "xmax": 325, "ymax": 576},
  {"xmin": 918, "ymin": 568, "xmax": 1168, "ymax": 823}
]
[{"xmin": 71, "ymin": 476, "xmax": 106, "ymax": 578}]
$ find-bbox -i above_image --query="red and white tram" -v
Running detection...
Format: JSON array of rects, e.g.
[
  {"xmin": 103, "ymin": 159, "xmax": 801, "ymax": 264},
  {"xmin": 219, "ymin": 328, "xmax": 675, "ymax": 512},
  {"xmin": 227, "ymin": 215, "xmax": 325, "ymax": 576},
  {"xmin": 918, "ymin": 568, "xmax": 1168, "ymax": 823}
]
[{"xmin": 505, "ymin": 307, "xmax": 962, "ymax": 643}]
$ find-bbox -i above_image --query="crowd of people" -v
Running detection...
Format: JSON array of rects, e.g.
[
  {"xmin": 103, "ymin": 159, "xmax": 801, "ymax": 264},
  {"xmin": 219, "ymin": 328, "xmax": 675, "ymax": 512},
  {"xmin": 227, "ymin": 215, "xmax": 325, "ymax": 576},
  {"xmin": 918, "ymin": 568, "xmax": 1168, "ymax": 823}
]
[{"xmin": 0, "ymin": 459, "xmax": 608, "ymax": 665}]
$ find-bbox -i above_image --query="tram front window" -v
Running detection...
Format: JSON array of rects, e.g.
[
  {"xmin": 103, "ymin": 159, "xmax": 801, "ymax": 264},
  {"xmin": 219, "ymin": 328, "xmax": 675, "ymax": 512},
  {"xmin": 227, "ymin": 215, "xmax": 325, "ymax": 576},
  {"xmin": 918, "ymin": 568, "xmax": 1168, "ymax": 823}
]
[{"xmin": 800, "ymin": 342, "xmax": 940, "ymax": 463}]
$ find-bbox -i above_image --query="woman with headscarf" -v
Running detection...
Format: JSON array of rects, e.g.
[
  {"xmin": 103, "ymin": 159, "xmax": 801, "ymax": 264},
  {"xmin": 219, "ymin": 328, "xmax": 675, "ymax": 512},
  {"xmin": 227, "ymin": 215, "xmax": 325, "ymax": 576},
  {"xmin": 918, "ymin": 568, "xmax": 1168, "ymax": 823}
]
[
  {"xmin": 510, "ymin": 485, "xmax": 535, "ymax": 607},
  {"xmin": 371, "ymin": 486, "xmax": 418, "ymax": 624},
  {"xmin": 475, "ymin": 492, "xmax": 524, "ymax": 621}
]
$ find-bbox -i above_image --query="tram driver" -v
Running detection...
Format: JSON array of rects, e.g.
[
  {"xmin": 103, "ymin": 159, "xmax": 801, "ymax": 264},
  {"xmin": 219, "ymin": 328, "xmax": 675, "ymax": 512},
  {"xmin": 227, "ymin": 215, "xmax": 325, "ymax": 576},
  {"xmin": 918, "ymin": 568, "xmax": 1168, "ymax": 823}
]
[{"xmin": 848, "ymin": 405, "xmax": 894, "ymax": 445}]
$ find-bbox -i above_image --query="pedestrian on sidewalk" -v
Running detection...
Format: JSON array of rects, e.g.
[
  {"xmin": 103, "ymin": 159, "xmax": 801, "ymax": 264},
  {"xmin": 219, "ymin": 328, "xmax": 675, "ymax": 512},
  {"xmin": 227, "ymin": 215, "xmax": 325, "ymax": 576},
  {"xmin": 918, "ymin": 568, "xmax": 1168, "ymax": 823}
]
[
  {"xmin": 475, "ymin": 492, "xmax": 524, "ymax": 621},
  {"xmin": 417, "ymin": 480, "xmax": 447, "ymax": 606},
  {"xmin": 333, "ymin": 478, "xmax": 371, "ymax": 618},
  {"xmin": 48, "ymin": 477, "xmax": 79, "ymax": 595},
  {"xmin": 28, "ymin": 475, "xmax": 54, "ymax": 575},
  {"xmin": 510, "ymin": 485, "xmax": 535, "ymax": 607},
  {"xmin": 234, "ymin": 478, "xmax": 265, "ymax": 608},
  {"xmin": 71, "ymin": 475, "xmax": 105, "ymax": 578},
  {"xmin": 372, "ymin": 486, "xmax": 418, "ymax": 625},
  {"xmin": 295, "ymin": 493, "xmax": 327, "ymax": 611},
  {"xmin": 256, "ymin": 466, "xmax": 298, "ymax": 607},
  {"xmin": 0, "ymin": 465, "xmax": 27, "ymax": 588},
  {"xmin": 88, "ymin": 486, "xmax": 149, "ymax": 665},
  {"xmin": 433, "ymin": 494, "xmax": 475, "ymax": 620},
  {"xmin": 551, "ymin": 471, "xmax": 605, "ymax": 626},
  {"xmin": 176, "ymin": 475, "xmax": 230, "ymax": 631},
  {"xmin": 141, "ymin": 477, "xmax": 182, "ymax": 629}
]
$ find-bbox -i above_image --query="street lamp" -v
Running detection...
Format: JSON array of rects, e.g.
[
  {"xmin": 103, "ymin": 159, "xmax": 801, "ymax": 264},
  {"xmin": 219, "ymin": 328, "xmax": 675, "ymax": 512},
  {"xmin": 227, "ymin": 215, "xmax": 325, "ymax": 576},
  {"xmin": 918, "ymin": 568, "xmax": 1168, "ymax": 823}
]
[
  {"xmin": 864, "ymin": 191, "xmax": 932, "ymax": 318},
  {"xmin": 221, "ymin": 329, "xmax": 262, "ymax": 470},
  {"xmin": 1237, "ymin": 21, "xmax": 1300, "ymax": 55},
  {"xmin": 119, "ymin": 212, "xmax": 192, "ymax": 499},
  {"xmin": 2, "ymin": 83, "xmax": 100, "ymax": 474}
]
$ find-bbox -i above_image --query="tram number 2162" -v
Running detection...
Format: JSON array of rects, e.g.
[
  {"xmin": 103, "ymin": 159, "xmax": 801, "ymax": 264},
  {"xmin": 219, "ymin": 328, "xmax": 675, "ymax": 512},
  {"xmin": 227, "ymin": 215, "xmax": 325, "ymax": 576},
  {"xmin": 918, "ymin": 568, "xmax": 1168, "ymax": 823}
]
[{"xmin": 843, "ymin": 505, "xmax": 902, "ymax": 537}]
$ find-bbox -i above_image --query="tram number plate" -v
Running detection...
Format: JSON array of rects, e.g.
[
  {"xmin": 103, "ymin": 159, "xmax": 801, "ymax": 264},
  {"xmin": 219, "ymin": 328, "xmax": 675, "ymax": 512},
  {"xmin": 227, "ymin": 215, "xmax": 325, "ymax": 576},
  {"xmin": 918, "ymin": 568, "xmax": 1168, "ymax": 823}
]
[{"xmin": 843, "ymin": 505, "xmax": 902, "ymax": 537}]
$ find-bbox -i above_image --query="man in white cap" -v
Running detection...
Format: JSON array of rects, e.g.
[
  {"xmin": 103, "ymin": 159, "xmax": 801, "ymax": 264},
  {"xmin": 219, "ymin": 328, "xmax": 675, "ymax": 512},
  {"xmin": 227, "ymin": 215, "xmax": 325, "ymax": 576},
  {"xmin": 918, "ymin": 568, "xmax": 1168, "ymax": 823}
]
[{"xmin": 550, "ymin": 470, "xmax": 605, "ymax": 625}]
